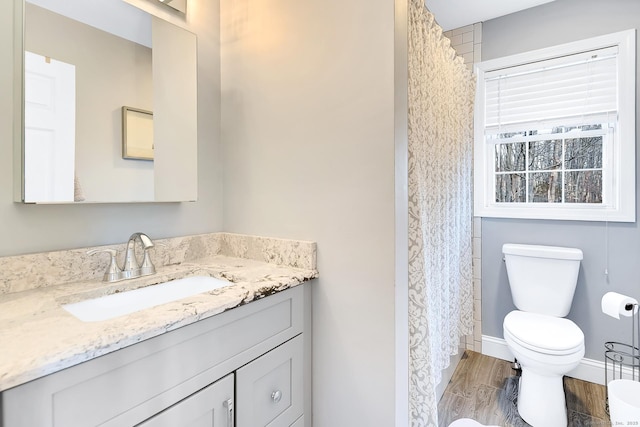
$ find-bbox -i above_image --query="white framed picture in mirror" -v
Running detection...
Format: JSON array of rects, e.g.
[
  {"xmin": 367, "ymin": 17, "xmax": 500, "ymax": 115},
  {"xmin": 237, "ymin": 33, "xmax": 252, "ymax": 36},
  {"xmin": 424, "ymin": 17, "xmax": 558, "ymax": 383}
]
[{"xmin": 122, "ymin": 106, "xmax": 154, "ymax": 161}]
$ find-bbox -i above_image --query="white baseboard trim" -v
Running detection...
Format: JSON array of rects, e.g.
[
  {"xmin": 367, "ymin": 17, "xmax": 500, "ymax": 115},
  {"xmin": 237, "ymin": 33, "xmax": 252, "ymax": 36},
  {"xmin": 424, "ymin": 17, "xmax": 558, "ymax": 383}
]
[
  {"xmin": 482, "ymin": 335, "xmax": 514, "ymax": 362},
  {"xmin": 482, "ymin": 335, "xmax": 637, "ymax": 386}
]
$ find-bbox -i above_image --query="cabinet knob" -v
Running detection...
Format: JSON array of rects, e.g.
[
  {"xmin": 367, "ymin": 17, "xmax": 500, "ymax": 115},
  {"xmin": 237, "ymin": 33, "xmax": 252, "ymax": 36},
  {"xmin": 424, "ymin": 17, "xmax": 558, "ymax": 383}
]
[{"xmin": 271, "ymin": 390, "xmax": 282, "ymax": 403}]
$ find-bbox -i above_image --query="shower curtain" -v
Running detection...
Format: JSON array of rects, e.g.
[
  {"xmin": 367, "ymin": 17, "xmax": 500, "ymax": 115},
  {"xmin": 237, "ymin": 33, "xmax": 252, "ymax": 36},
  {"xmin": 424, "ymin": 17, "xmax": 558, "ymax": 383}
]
[{"xmin": 407, "ymin": 0, "xmax": 476, "ymax": 425}]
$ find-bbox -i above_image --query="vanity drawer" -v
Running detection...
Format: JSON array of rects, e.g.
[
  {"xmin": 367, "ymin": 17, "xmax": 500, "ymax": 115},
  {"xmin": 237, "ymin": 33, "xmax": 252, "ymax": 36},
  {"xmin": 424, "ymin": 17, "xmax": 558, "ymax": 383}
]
[{"xmin": 236, "ymin": 335, "xmax": 304, "ymax": 427}]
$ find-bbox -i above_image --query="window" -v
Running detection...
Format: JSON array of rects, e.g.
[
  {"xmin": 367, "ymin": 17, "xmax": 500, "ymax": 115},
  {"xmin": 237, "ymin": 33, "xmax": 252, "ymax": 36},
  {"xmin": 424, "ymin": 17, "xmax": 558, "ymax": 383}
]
[
  {"xmin": 474, "ymin": 30, "xmax": 636, "ymax": 222},
  {"xmin": 492, "ymin": 125, "xmax": 609, "ymax": 204}
]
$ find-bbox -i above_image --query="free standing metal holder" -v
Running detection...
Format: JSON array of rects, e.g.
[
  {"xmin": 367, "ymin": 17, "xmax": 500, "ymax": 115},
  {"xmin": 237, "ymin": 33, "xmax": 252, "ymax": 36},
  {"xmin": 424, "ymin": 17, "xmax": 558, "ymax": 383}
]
[{"xmin": 604, "ymin": 302, "xmax": 640, "ymax": 414}]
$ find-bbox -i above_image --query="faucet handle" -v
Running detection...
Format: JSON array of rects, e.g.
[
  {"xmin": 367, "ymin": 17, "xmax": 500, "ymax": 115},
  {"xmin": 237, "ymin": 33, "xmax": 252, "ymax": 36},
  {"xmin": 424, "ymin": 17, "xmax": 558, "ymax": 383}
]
[
  {"xmin": 139, "ymin": 247, "xmax": 156, "ymax": 277},
  {"xmin": 87, "ymin": 249, "xmax": 123, "ymax": 282}
]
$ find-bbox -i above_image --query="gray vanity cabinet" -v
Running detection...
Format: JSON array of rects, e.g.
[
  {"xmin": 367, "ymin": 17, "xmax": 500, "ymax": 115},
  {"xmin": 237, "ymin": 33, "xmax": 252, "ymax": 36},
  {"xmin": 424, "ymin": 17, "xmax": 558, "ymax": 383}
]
[
  {"xmin": 138, "ymin": 334, "xmax": 304, "ymax": 427},
  {"xmin": 0, "ymin": 284, "xmax": 311, "ymax": 427},
  {"xmin": 236, "ymin": 335, "xmax": 304, "ymax": 427}
]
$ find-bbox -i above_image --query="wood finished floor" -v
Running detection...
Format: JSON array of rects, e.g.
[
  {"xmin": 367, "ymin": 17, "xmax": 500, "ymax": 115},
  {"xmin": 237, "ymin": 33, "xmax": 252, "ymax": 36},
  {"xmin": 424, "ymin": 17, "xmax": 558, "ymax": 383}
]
[{"xmin": 438, "ymin": 351, "xmax": 610, "ymax": 427}]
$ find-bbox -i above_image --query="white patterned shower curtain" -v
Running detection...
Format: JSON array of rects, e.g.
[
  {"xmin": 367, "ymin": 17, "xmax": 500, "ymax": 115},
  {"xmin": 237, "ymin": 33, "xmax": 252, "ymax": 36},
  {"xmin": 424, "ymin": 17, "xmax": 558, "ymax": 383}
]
[{"xmin": 407, "ymin": 0, "xmax": 476, "ymax": 425}]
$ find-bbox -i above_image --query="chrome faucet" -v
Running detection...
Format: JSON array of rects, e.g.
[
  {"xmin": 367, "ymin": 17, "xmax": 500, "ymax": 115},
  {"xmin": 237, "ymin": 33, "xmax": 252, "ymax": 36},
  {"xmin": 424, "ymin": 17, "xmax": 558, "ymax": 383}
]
[
  {"xmin": 87, "ymin": 248, "xmax": 123, "ymax": 282},
  {"xmin": 122, "ymin": 232, "xmax": 156, "ymax": 279},
  {"xmin": 88, "ymin": 233, "xmax": 157, "ymax": 282}
]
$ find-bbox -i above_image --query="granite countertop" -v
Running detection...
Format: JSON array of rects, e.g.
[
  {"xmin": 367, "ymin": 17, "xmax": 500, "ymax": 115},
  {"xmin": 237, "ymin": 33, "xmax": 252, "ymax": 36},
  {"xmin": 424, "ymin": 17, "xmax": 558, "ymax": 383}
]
[{"xmin": 0, "ymin": 234, "xmax": 318, "ymax": 393}]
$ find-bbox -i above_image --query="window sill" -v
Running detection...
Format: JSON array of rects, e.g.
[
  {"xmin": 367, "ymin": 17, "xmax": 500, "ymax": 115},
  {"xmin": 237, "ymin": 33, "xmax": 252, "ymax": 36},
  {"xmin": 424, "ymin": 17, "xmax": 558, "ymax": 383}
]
[{"xmin": 474, "ymin": 203, "xmax": 635, "ymax": 222}]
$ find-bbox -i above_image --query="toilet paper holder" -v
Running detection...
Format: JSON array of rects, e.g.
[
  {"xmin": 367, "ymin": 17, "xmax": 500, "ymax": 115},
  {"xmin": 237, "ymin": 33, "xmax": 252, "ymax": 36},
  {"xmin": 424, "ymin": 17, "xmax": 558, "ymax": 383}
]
[{"xmin": 604, "ymin": 302, "xmax": 639, "ymax": 414}]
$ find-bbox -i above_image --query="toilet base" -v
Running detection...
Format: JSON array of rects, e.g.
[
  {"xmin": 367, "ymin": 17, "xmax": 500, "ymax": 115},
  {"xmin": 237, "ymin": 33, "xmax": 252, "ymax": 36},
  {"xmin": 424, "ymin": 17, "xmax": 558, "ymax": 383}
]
[{"xmin": 517, "ymin": 369, "xmax": 567, "ymax": 427}]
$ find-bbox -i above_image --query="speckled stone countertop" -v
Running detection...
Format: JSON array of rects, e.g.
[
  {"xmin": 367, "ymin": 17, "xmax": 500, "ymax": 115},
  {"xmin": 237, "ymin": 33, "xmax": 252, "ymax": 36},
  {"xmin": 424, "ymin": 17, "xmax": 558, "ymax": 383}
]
[{"xmin": 0, "ymin": 233, "xmax": 318, "ymax": 392}]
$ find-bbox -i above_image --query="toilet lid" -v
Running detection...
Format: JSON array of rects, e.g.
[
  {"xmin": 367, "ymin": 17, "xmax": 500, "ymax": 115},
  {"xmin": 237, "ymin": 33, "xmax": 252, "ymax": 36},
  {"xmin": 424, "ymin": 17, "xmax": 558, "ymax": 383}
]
[{"xmin": 503, "ymin": 311, "xmax": 584, "ymax": 355}]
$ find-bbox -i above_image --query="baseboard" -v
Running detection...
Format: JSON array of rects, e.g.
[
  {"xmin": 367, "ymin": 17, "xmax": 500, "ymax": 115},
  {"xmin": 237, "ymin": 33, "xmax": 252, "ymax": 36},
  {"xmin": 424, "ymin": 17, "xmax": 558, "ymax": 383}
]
[
  {"xmin": 482, "ymin": 335, "xmax": 514, "ymax": 362},
  {"xmin": 482, "ymin": 335, "xmax": 637, "ymax": 386}
]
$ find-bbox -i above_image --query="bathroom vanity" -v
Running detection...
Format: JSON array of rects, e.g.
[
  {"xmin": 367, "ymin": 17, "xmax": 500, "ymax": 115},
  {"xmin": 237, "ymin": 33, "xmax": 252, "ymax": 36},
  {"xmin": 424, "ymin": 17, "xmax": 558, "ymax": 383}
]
[
  {"xmin": 2, "ymin": 285, "xmax": 310, "ymax": 427},
  {"xmin": 0, "ymin": 233, "xmax": 317, "ymax": 427}
]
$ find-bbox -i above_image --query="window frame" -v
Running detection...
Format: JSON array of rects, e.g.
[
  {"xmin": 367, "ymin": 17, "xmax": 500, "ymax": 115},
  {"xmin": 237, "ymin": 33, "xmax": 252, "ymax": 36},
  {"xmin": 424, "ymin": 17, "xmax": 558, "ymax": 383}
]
[{"xmin": 473, "ymin": 30, "xmax": 636, "ymax": 222}]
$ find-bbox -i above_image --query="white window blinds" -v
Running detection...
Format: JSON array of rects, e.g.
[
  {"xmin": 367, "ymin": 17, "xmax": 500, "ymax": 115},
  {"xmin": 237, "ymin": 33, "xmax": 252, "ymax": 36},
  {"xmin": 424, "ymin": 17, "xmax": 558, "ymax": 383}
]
[{"xmin": 484, "ymin": 46, "xmax": 618, "ymax": 133}]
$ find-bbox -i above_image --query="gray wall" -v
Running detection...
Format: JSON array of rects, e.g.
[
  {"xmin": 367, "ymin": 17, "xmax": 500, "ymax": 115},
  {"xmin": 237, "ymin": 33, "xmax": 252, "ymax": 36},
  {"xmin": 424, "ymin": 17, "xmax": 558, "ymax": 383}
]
[
  {"xmin": 0, "ymin": 0, "xmax": 223, "ymax": 256},
  {"xmin": 220, "ymin": 0, "xmax": 397, "ymax": 425},
  {"xmin": 481, "ymin": 0, "xmax": 640, "ymax": 360}
]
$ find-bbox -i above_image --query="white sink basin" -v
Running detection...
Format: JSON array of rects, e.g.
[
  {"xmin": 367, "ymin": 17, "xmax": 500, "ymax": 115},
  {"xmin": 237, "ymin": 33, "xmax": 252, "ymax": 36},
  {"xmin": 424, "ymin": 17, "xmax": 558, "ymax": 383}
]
[{"xmin": 63, "ymin": 276, "xmax": 234, "ymax": 322}]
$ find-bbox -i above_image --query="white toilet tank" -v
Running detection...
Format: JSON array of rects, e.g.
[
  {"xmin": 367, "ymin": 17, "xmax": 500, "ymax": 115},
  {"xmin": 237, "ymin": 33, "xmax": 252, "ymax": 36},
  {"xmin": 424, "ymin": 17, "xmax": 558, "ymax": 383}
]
[{"xmin": 503, "ymin": 243, "xmax": 583, "ymax": 317}]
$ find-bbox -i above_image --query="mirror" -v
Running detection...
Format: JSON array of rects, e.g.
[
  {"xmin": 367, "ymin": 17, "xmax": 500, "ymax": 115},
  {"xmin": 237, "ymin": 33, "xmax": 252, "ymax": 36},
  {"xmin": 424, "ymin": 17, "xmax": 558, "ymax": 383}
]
[{"xmin": 19, "ymin": 0, "xmax": 197, "ymax": 203}]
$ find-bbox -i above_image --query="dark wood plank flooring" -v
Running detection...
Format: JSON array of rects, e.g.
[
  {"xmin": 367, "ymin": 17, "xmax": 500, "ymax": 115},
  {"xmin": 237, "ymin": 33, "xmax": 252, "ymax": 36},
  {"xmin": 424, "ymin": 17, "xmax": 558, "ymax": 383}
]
[{"xmin": 438, "ymin": 351, "xmax": 610, "ymax": 427}]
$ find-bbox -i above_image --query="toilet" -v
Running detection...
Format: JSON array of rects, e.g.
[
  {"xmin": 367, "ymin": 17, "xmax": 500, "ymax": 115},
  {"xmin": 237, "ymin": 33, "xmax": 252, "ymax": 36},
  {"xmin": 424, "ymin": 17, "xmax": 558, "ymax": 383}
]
[{"xmin": 502, "ymin": 243, "xmax": 585, "ymax": 427}]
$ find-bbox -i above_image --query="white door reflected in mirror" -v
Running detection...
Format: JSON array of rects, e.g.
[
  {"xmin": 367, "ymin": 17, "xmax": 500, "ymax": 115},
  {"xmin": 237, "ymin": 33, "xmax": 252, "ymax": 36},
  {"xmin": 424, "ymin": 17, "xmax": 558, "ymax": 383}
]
[{"xmin": 24, "ymin": 51, "xmax": 76, "ymax": 203}]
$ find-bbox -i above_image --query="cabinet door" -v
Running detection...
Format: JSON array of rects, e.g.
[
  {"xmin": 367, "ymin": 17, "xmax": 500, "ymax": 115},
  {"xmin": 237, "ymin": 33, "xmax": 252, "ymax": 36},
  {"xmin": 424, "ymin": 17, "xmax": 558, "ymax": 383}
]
[
  {"xmin": 289, "ymin": 416, "xmax": 304, "ymax": 427},
  {"xmin": 138, "ymin": 374, "xmax": 234, "ymax": 427},
  {"xmin": 236, "ymin": 335, "xmax": 303, "ymax": 427}
]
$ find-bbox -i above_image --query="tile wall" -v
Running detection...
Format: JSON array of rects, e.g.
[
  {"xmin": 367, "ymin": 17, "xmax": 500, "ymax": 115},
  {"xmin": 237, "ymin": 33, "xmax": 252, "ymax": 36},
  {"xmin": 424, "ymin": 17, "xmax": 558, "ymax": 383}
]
[
  {"xmin": 443, "ymin": 22, "xmax": 482, "ymax": 352},
  {"xmin": 443, "ymin": 23, "xmax": 482, "ymax": 71}
]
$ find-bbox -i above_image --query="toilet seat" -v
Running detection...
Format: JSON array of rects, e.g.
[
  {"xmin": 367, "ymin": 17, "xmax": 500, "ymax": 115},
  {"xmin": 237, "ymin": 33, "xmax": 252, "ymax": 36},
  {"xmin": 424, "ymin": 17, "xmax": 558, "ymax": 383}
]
[{"xmin": 503, "ymin": 311, "xmax": 584, "ymax": 355}]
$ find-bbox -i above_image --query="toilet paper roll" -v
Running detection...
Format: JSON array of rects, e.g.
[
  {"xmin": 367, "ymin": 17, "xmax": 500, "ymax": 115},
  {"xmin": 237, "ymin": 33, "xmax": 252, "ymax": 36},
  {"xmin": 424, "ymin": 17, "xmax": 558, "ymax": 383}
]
[{"xmin": 601, "ymin": 292, "xmax": 639, "ymax": 319}]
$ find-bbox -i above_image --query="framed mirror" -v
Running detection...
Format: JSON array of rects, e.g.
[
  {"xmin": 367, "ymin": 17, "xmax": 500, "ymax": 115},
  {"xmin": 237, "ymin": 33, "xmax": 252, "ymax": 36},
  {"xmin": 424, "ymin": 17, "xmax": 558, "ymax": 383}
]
[{"xmin": 17, "ymin": 0, "xmax": 197, "ymax": 203}]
